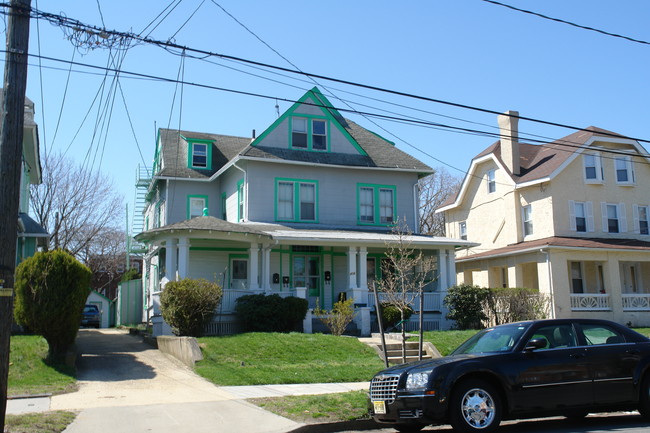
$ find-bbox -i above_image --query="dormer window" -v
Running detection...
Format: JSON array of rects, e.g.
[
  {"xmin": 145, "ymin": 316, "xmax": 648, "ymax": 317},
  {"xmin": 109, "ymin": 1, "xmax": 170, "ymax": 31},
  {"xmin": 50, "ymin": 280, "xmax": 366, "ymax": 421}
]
[
  {"xmin": 615, "ymin": 156, "xmax": 635, "ymax": 185},
  {"xmin": 291, "ymin": 117, "xmax": 328, "ymax": 151},
  {"xmin": 185, "ymin": 136, "xmax": 213, "ymax": 170},
  {"xmin": 583, "ymin": 152, "xmax": 603, "ymax": 183},
  {"xmin": 192, "ymin": 143, "xmax": 207, "ymax": 167}
]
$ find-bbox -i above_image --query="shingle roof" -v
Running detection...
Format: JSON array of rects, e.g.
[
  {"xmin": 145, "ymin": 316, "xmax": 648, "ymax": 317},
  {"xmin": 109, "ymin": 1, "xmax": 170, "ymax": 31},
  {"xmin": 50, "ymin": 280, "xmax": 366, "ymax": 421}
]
[
  {"xmin": 157, "ymin": 118, "xmax": 431, "ymax": 178},
  {"xmin": 438, "ymin": 127, "xmax": 634, "ymax": 209},
  {"xmin": 457, "ymin": 236, "xmax": 650, "ymax": 262}
]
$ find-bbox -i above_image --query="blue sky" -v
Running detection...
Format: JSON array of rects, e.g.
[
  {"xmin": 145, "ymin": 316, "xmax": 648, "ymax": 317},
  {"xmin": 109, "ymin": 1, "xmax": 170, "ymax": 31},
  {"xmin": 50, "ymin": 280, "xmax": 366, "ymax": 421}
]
[{"xmin": 15, "ymin": 0, "xmax": 650, "ymax": 226}]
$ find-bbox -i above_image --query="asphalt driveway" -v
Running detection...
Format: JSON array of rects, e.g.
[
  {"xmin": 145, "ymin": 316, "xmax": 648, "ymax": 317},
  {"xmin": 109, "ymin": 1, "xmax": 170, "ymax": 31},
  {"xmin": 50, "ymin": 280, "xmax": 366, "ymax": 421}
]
[{"xmin": 53, "ymin": 329, "xmax": 300, "ymax": 433}]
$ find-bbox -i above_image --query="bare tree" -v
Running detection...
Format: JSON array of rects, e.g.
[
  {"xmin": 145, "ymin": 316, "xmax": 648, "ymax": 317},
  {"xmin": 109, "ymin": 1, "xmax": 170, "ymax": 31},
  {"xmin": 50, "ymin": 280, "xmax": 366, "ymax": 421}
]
[
  {"xmin": 80, "ymin": 226, "xmax": 127, "ymax": 299},
  {"xmin": 374, "ymin": 219, "xmax": 437, "ymax": 363},
  {"xmin": 419, "ymin": 168, "xmax": 462, "ymax": 236},
  {"xmin": 30, "ymin": 152, "xmax": 124, "ymax": 257}
]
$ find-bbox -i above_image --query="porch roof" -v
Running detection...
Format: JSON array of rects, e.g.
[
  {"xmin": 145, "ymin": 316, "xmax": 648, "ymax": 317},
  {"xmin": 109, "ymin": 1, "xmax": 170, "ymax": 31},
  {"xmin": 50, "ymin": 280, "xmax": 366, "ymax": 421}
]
[
  {"xmin": 457, "ymin": 236, "xmax": 650, "ymax": 262},
  {"xmin": 135, "ymin": 217, "xmax": 473, "ymax": 249}
]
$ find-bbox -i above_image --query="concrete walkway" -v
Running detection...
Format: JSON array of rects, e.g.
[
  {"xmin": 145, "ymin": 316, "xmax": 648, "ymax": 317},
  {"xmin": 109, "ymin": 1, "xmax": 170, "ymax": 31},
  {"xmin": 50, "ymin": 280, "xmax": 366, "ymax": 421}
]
[{"xmin": 7, "ymin": 329, "xmax": 370, "ymax": 433}]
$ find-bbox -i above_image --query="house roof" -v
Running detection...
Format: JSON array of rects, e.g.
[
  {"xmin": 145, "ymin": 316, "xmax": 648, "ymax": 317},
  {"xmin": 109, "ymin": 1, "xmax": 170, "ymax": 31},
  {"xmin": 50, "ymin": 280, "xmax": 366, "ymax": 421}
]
[
  {"xmin": 456, "ymin": 236, "xmax": 650, "ymax": 262},
  {"xmin": 155, "ymin": 88, "xmax": 432, "ymax": 179},
  {"xmin": 136, "ymin": 216, "xmax": 473, "ymax": 249},
  {"xmin": 17, "ymin": 212, "xmax": 48, "ymax": 238},
  {"xmin": 438, "ymin": 126, "xmax": 642, "ymax": 210}
]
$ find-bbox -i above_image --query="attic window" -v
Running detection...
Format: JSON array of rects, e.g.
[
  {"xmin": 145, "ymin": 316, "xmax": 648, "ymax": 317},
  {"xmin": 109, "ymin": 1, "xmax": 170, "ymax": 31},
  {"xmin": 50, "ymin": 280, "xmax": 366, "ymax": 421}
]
[{"xmin": 290, "ymin": 117, "xmax": 328, "ymax": 151}]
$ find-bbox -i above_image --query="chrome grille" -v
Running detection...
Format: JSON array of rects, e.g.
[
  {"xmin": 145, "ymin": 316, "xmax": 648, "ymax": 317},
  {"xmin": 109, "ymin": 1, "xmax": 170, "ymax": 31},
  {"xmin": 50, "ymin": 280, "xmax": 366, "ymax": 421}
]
[{"xmin": 370, "ymin": 374, "xmax": 400, "ymax": 403}]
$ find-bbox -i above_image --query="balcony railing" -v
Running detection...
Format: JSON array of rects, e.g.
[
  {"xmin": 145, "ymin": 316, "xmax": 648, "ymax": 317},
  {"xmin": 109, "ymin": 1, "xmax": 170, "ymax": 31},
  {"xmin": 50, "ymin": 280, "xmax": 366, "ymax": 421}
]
[
  {"xmin": 367, "ymin": 291, "xmax": 442, "ymax": 312},
  {"xmin": 622, "ymin": 294, "xmax": 650, "ymax": 311},
  {"xmin": 570, "ymin": 293, "xmax": 611, "ymax": 311}
]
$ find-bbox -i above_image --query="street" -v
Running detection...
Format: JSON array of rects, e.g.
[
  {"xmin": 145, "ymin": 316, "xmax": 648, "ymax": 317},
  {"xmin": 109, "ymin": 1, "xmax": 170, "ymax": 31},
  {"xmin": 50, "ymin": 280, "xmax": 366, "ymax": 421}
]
[{"xmin": 289, "ymin": 412, "xmax": 648, "ymax": 433}]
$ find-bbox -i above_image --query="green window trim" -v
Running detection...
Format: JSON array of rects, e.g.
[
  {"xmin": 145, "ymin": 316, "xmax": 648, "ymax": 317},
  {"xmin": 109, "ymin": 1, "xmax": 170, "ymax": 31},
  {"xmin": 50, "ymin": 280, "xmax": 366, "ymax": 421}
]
[
  {"xmin": 220, "ymin": 192, "xmax": 227, "ymax": 220},
  {"xmin": 356, "ymin": 183, "xmax": 397, "ymax": 226},
  {"xmin": 237, "ymin": 179, "xmax": 245, "ymax": 222},
  {"xmin": 183, "ymin": 135, "xmax": 214, "ymax": 170},
  {"xmin": 289, "ymin": 116, "xmax": 330, "ymax": 152},
  {"xmin": 274, "ymin": 177, "xmax": 319, "ymax": 223},
  {"xmin": 186, "ymin": 194, "xmax": 209, "ymax": 219}
]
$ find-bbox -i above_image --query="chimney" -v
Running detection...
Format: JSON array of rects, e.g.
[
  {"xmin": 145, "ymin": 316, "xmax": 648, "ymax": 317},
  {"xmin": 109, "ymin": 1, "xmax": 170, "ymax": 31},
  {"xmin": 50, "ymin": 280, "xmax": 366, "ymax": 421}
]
[{"xmin": 497, "ymin": 110, "xmax": 520, "ymax": 176}]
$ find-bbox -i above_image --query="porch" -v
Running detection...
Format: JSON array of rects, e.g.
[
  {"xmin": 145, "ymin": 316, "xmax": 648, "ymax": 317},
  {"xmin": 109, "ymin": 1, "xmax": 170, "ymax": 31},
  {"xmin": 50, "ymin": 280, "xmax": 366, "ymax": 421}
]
[{"xmin": 570, "ymin": 293, "xmax": 650, "ymax": 311}]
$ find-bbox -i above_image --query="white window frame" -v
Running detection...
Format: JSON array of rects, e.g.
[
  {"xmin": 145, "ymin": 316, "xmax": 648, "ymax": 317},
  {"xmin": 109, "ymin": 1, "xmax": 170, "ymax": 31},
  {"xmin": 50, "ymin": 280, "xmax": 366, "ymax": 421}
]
[
  {"xmin": 522, "ymin": 204, "xmax": 533, "ymax": 237},
  {"xmin": 188, "ymin": 196, "xmax": 207, "ymax": 219},
  {"xmin": 569, "ymin": 200, "xmax": 594, "ymax": 232},
  {"xmin": 601, "ymin": 202, "xmax": 627, "ymax": 234},
  {"xmin": 459, "ymin": 221, "xmax": 467, "ymax": 240},
  {"xmin": 291, "ymin": 117, "xmax": 308, "ymax": 148},
  {"xmin": 615, "ymin": 156, "xmax": 635, "ymax": 185},
  {"xmin": 487, "ymin": 169, "xmax": 496, "ymax": 193},
  {"xmin": 191, "ymin": 143, "xmax": 208, "ymax": 168},
  {"xmin": 583, "ymin": 152, "xmax": 604, "ymax": 183},
  {"xmin": 633, "ymin": 204, "xmax": 649, "ymax": 235}
]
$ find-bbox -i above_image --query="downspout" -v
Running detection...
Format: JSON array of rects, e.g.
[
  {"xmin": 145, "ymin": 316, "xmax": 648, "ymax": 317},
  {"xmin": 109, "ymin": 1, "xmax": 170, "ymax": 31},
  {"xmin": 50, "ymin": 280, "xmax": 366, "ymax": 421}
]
[
  {"xmin": 413, "ymin": 180, "xmax": 421, "ymax": 233},
  {"xmin": 541, "ymin": 248, "xmax": 556, "ymax": 318},
  {"xmin": 233, "ymin": 162, "xmax": 247, "ymax": 222}
]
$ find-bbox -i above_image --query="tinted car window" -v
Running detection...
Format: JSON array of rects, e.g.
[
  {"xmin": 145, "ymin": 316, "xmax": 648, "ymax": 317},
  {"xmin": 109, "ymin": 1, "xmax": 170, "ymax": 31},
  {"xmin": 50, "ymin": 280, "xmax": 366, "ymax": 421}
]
[
  {"xmin": 452, "ymin": 324, "xmax": 529, "ymax": 354},
  {"xmin": 529, "ymin": 324, "xmax": 577, "ymax": 350},
  {"xmin": 582, "ymin": 324, "xmax": 626, "ymax": 345}
]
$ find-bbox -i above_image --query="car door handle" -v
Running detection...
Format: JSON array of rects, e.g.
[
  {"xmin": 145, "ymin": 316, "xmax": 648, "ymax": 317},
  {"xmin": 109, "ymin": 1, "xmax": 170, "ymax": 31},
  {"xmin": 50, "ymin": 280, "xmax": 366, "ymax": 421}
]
[
  {"xmin": 627, "ymin": 349, "xmax": 640, "ymax": 355},
  {"xmin": 570, "ymin": 353, "xmax": 586, "ymax": 359}
]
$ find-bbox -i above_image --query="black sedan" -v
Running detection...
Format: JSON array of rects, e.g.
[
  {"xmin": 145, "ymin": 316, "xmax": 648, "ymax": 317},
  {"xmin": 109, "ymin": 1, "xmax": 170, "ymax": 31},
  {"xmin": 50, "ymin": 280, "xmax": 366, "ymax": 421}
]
[{"xmin": 369, "ymin": 318, "xmax": 650, "ymax": 433}]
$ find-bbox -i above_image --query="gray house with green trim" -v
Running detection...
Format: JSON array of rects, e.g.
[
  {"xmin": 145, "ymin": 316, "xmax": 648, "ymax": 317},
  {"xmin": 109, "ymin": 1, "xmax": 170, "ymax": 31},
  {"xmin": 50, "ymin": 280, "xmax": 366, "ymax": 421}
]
[{"xmin": 136, "ymin": 87, "xmax": 470, "ymax": 336}]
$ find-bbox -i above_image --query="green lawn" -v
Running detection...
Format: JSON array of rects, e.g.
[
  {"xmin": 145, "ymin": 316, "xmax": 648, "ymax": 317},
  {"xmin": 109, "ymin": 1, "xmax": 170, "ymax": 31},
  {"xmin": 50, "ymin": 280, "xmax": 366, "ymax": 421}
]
[
  {"xmin": 8, "ymin": 335, "xmax": 77, "ymax": 396},
  {"xmin": 196, "ymin": 332, "xmax": 385, "ymax": 386}
]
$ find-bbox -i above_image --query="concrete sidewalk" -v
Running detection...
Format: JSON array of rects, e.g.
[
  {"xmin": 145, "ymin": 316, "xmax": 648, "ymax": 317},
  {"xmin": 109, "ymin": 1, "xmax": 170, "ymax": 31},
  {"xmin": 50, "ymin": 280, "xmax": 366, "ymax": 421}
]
[{"xmin": 7, "ymin": 382, "xmax": 370, "ymax": 414}]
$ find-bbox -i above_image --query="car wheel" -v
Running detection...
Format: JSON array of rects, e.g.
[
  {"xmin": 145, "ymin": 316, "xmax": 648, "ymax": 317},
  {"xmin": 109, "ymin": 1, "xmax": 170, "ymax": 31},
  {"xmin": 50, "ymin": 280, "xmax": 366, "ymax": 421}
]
[
  {"xmin": 394, "ymin": 424, "xmax": 425, "ymax": 433},
  {"xmin": 639, "ymin": 374, "xmax": 650, "ymax": 419},
  {"xmin": 450, "ymin": 379, "xmax": 502, "ymax": 433}
]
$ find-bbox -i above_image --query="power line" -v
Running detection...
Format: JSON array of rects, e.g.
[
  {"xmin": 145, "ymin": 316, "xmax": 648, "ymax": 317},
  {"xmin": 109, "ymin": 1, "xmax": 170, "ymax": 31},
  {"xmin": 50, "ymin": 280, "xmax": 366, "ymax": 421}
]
[
  {"xmin": 8, "ymin": 3, "xmax": 650, "ymax": 146},
  {"xmin": 480, "ymin": 0, "xmax": 650, "ymax": 46}
]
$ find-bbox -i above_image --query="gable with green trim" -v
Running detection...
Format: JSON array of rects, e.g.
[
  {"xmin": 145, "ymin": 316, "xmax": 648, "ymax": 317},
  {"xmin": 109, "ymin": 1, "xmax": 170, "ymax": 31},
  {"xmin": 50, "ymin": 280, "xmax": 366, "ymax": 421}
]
[{"xmin": 251, "ymin": 87, "xmax": 367, "ymax": 156}]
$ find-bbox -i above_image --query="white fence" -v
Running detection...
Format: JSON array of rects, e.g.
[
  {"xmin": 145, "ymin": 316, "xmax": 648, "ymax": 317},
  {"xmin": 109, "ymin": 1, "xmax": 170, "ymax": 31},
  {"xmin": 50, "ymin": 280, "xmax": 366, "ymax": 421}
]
[{"xmin": 622, "ymin": 294, "xmax": 650, "ymax": 311}]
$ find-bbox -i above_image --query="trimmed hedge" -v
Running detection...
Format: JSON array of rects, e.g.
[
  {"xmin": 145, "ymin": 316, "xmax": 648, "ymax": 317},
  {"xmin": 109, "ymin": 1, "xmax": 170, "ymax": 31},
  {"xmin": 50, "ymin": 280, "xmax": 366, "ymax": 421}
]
[
  {"xmin": 160, "ymin": 278, "xmax": 223, "ymax": 337},
  {"xmin": 235, "ymin": 294, "xmax": 308, "ymax": 332}
]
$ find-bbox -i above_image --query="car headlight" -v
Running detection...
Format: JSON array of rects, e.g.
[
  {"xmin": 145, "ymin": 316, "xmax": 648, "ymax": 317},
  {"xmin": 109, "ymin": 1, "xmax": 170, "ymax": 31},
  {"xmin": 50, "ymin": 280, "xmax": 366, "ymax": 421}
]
[{"xmin": 406, "ymin": 371, "xmax": 430, "ymax": 390}]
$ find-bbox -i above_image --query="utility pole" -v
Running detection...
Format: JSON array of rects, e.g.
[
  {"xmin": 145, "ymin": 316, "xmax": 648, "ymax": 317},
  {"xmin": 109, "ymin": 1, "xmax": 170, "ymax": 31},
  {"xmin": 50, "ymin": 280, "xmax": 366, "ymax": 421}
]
[{"xmin": 0, "ymin": 0, "xmax": 32, "ymax": 427}]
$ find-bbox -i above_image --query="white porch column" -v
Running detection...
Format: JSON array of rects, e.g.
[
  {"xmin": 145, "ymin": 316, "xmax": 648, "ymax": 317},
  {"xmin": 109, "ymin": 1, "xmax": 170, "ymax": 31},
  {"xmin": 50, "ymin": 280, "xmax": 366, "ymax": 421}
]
[
  {"xmin": 347, "ymin": 247, "xmax": 358, "ymax": 289},
  {"xmin": 438, "ymin": 249, "xmax": 449, "ymax": 291},
  {"xmin": 606, "ymin": 258, "xmax": 623, "ymax": 319},
  {"xmin": 262, "ymin": 245, "xmax": 272, "ymax": 292},
  {"xmin": 165, "ymin": 238, "xmax": 177, "ymax": 281},
  {"xmin": 249, "ymin": 243, "xmax": 260, "ymax": 290},
  {"xmin": 177, "ymin": 237, "xmax": 190, "ymax": 279},
  {"xmin": 358, "ymin": 247, "xmax": 368, "ymax": 290},
  {"xmin": 447, "ymin": 249, "xmax": 456, "ymax": 287}
]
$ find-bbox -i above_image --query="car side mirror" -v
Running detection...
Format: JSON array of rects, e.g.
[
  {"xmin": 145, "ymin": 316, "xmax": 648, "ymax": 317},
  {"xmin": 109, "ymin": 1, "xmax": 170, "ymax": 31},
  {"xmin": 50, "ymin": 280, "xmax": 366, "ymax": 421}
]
[{"xmin": 524, "ymin": 338, "xmax": 547, "ymax": 351}]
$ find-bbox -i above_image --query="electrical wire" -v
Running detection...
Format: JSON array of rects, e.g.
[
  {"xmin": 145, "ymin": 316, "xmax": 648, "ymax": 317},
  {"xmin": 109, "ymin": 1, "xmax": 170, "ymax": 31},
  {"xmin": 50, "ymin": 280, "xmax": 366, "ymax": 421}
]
[{"xmin": 480, "ymin": 0, "xmax": 650, "ymax": 46}]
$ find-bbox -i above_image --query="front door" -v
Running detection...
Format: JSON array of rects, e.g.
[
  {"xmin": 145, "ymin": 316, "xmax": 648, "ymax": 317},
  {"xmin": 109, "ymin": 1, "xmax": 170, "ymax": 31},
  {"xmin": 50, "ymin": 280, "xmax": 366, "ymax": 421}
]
[
  {"xmin": 231, "ymin": 258, "xmax": 248, "ymax": 290},
  {"xmin": 294, "ymin": 255, "xmax": 320, "ymax": 308},
  {"xmin": 622, "ymin": 263, "xmax": 639, "ymax": 293}
]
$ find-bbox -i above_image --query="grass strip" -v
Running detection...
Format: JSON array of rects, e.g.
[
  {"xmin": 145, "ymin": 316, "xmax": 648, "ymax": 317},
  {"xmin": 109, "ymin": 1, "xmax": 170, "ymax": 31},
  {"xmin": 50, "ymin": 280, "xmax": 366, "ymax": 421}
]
[
  {"xmin": 4, "ymin": 411, "xmax": 77, "ymax": 433},
  {"xmin": 250, "ymin": 390, "xmax": 369, "ymax": 424}
]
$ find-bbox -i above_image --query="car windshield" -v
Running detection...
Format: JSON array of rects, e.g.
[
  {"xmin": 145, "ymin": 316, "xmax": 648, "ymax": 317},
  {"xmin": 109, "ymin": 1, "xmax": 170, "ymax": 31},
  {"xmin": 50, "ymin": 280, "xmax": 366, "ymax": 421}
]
[
  {"xmin": 84, "ymin": 305, "xmax": 98, "ymax": 313},
  {"xmin": 451, "ymin": 324, "xmax": 530, "ymax": 355}
]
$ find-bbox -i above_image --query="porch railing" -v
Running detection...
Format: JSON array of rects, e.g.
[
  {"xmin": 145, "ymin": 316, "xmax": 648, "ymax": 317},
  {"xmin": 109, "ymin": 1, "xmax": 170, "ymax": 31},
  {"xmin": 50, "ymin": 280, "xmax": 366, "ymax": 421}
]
[
  {"xmin": 622, "ymin": 294, "xmax": 650, "ymax": 311},
  {"xmin": 366, "ymin": 292, "xmax": 442, "ymax": 312},
  {"xmin": 570, "ymin": 293, "xmax": 611, "ymax": 311},
  {"xmin": 219, "ymin": 289, "xmax": 297, "ymax": 314}
]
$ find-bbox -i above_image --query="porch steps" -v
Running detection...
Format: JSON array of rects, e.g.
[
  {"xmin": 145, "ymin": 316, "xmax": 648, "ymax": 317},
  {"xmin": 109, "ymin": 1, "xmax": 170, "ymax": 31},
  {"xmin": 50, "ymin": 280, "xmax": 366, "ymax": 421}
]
[{"xmin": 360, "ymin": 334, "xmax": 441, "ymax": 365}]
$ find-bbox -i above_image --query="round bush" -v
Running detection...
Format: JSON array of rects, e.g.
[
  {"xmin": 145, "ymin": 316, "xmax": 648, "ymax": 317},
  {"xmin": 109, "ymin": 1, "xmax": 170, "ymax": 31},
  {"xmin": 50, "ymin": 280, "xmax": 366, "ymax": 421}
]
[
  {"xmin": 14, "ymin": 249, "xmax": 92, "ymax": 360},
  {"xmin": 235, "ymin": 294, "xmax": 308, "ymax": 332},
  {"xmin": 160, "ymin": 278, "xmax": 223, "ymax": 337}
]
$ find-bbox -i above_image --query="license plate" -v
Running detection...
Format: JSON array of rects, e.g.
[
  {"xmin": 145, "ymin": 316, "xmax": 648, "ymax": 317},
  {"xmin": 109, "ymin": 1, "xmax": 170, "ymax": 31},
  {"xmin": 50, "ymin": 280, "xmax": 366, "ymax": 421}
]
[{"xmin": 373, "ymin": 400, "xmax": 386, "ymax": 414}]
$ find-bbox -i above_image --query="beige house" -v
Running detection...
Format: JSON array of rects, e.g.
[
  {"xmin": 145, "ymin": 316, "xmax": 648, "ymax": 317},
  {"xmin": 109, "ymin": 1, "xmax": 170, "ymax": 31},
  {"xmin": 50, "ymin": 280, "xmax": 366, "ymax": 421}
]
[{"xmin": 437, "ymin": 111, "xmax": 650, "ymax": 326}]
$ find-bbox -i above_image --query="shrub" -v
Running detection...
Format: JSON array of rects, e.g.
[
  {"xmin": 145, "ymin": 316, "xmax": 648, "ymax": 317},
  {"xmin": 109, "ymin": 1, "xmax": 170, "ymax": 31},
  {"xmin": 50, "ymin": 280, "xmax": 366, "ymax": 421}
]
[
  {"xmin": 485, "ymin": 287, "xmax": 550, "ymax": 325},
  {"xmin": 313, "ymin": 298, "xmax": 356, "ymax": 336},
  {"xmin": 14, "ymin": 249, "xmax": 92, "ymax": 360},
  {"xmin": 234, "ymin": 294, "xmax": 308, "ymax": 332},
  {"xmin": 443, "ymin": 284, "xmax": 490, "ymax": 330},
  {"xmin": 160, "ymin": 278, "xmax": 223, "ymax": 337},
  {"xmin": 379, "ymin": 302, "xmax": 413, "ymax": 330}
]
